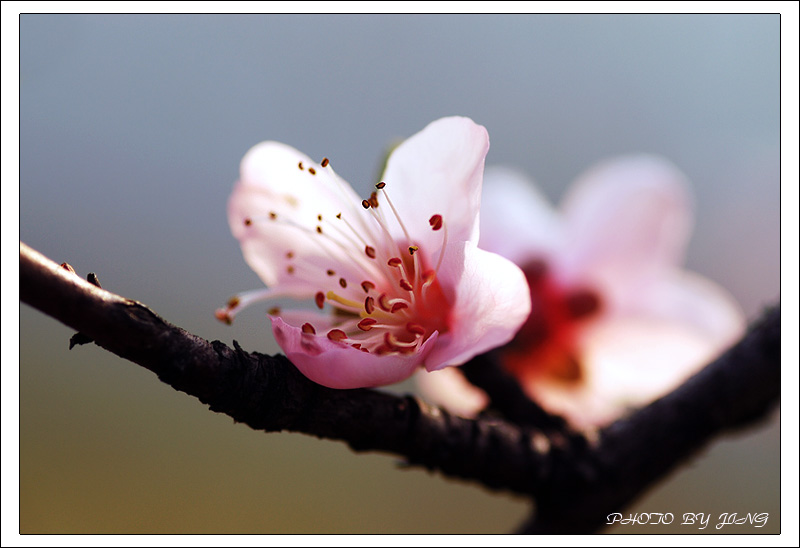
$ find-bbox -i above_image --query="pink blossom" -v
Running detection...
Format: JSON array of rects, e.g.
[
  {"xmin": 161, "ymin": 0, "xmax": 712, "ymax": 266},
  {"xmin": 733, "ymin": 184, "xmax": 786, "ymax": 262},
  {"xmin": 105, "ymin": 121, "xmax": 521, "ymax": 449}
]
[
  {"xmin": 416, "ymin": 156, "xmax": 745, "ymax": 427},
  {"xmin": 216, "ymin": 117, "xmax": 531, "ymax": 389}
]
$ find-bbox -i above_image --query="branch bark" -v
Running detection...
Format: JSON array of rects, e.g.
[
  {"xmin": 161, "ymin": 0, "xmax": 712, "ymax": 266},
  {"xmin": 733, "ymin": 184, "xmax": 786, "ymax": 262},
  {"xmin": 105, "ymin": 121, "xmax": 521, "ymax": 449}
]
[{"xmin": 19, "ymin": 241, "xmax": 780, "ymax": 532}]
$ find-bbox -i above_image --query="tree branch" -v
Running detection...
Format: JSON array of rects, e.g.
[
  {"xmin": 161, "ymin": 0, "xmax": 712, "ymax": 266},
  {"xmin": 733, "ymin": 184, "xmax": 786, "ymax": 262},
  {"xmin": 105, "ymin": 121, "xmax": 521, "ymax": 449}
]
[{"xmin": 19, "ymin": 242, "xmax": 780, "ymax": 532}]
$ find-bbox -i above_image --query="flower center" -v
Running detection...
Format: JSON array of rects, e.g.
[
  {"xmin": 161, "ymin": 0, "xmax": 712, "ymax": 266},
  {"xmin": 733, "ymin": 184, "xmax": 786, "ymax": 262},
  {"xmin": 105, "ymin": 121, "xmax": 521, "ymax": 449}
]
[
  {"xmin": 500, "ymin": 259, "xmax": 602, "ymax": 384},
  {"xmin": 217, "ymin": 157, "xmax": 452, "ymax": 356}
]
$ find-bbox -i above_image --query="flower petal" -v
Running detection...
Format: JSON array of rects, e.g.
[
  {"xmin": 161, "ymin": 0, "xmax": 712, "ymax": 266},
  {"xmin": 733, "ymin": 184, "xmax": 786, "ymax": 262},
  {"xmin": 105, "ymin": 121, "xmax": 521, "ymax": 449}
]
[
  {"xmin": 478, "ymin": 166, "xmax": 564, "ymax": 265},
  {"xmin": 414, "ymin": 368, "xmax": 489, "ymax": 418},
  {"xmin": 271, "ymin": 316, "xmax": 438, "ymax": 389},
  {"xmin": 539, "ymin": 315, "xmax": 721, "ymax": 428},
  {"xmin": 641, "ymin": 268, "xmax": 746, "ymax": 348},
  {"xmin": 557, "ymin": 155, "xmax": 693, "ymax": 311},
  {"xmin": 423, "ymin": 241, "xmax": 531, "ymax": 371},
  {"xmin": 379, "ymin": 116, "xmax": 489, "ymax": 249},
  {"xmin": 229, "ymin": 141, "xmax": 381, "ymax": 294}
]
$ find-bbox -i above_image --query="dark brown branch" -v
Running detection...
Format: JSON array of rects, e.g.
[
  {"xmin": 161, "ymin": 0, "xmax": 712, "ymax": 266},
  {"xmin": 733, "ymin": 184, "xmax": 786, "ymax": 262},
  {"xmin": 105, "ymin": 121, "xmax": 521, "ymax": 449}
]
[
  {"xmin": 19, "ymin": 242, "xmax": 780, "ymax": 532},
  {"xmin": 19, "ymin": 242, "xmax": 561, "ymax": 495}
]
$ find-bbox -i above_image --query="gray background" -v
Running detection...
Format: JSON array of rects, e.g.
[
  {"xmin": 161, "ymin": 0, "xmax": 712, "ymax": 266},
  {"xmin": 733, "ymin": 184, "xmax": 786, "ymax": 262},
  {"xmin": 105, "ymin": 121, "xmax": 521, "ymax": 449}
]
[{"xmin": 20, "ymin": 14, "xmax": 780, "ymax": 533}]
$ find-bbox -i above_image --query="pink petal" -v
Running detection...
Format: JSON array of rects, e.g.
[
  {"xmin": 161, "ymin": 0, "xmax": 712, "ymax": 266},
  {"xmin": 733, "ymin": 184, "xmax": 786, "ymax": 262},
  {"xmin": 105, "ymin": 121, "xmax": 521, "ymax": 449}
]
[
  {"xmin": 379, "ymin": 116, "xmax": 489, "ymax": 249},
  {"xmin": 271, "ymin": 316, "xmax": 438, "ymax": 389},
  {"xmin": 423, "ymin": 241, "xmax": 531, "ymax": 371},
  {"xmin": 478, "ymin": 166, "xmax": 564, "ymax": 265},
  {"xmin": 557, "ymin": 155, "xmax": 693, "ymax": 312}
]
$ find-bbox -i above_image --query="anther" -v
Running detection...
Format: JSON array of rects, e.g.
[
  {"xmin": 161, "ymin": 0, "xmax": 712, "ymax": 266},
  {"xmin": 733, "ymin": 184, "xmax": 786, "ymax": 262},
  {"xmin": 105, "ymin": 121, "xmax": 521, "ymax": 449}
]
[
  {"xmin": 269, "ymin": 211, "xmax": 277, "ymax": 220},
  {"xmin": 301, "ymin": 323, "xmax": 316, "ymax": 334},
  {"xmin": 286, "ymin": 251, "xmax": 295, "ymax": 259},
  {"xmin": 298, "ymin": 161, "xmax": 304, "ymax": 170},
  {"xmin": 267, "ymin": 307, "xmax": 281, "ymax": 315},
  {"xmin": 317, "ymin": 214, "xmax": 322, "ymax": 221},
  {"xmin": 327, "ymin": 269, "xmax": 335, "ymax": 276},
  {"xmin": 365, "ymin": 296, "xmax": 375, "ymax": 314},
  {"xmin": 365, "ymin": 245, "xmax": 377, "ymax": 259},
  {"xmin": 406, "ymin": 322, "xmax": 426, "ymax": 336},
  {"xmin": 244, "ymin": 218, "xmax": 252, "ymax": 226},
  {"xmin": 408, "ymin": 245, "xmax": 419, "ymax": 255},
  {"xmin": 357, "ymin": 318, "xmax": 377, "ymax": 331},
  {"xmin": 368, "ymin": 191, "xmax": 379, "ymax": 208},
  {"xmin": 399, "ymin": 279, "xmax": 413, "ymax": 291},
  {"xmin": 375, "ymin": 181, "xmax": 386, "ymax": 189},
  {"xmin": 316, "ymin": 226, "xmax": 323, "ymax": 234},
  {"xmin": 339, "ymin": 278, "xmax": 347, "ymax": 288},
  {"xmin": 361, "ymin": 280, "xmax": 376, "ymax": 293},
  {"xmin": 327, "ymin": 329, "xmax": 346, "ymax": 341},
  {"xmin": 378, "ymin": 293, "xmax": 391, "ymax": 311},
  {"xmin": 308, "ymin": 167, "xmax": 316, "ymax": 175},
  {"xmin": 390, "ymin": 302, "xmax": 409, "ymax": 313},
  {"xmin": 321, "ymin": 157, "xmax": 330, "ymax": 167},
  {"xmin": 429, "ymin": 214, "xmax": 443, "ymax": 231},
  {"xmin": 362, "ymin": 199, "xmax": 371, "ymax": 209},
  {"xmin": 315, "ymin": 291, "xmax": 325, "ymax": 309},
  {"xmin": 287, "ymin": 265, "xmax": 295, "ymax": 274},
  {"xmin": 422, "ymin": 270, "xmax": 436, "ymax": 285},
  {"xmin": 388, "ymin": 257, "xmax": 402, "ymax": 267},
  {"xmin": 214, "ymin": 310, "xmax": 232, "ymax": 325}
]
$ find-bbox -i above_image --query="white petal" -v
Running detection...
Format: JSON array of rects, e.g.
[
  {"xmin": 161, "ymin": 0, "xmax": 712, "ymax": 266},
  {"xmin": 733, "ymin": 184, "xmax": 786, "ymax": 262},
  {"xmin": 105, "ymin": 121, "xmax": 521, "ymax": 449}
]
[
  {"xmin": 379, "ymin": 116, "xmax": 489, "ymax": 249},
  {"xmin": 557, "ymin": 155, "xmax": 693, "ymax": 312},
  {"xmin": 414, "ymin": 368, "xmax": 489, "ymax": 419},
  {"xmin": 229, "ymin": 142, "xmax": 383, "ymax": 293},
  {"xmin": 423, "ymin": 242, "xmax": 531, "ymax": 371},
  {"xmin": 641, "ymin": 268, "xmax": 746, "ymax": 348},
  {"xmin": 478, "ymin": 166, "xmax": 564, "ymax": 265},
  {"xmin": 523, "ymin": 316, "xmax": 718, "ymax": 428}
]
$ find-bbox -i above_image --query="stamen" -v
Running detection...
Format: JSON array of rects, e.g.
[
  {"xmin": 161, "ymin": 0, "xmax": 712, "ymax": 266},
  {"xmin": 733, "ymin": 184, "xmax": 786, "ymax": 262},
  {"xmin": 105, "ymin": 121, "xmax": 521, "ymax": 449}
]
[
  {"xmin": 361, "ymin": 280, "xmax": 376, "ymax": 293},
  {"xmin": 321, "ymin": 157, "xmax": 330, "ymax": 168},
  {"xmin": 388, "ymin": 257, "xmax": 402, "ymax": 267},
  {"xmin": 302, "ymin": 323, "xmax": 316, "ymax": 334},
  {"xmin": 326, "ymin": 290, "xmax": 365, "ymax": 311},
  {"xmin": 408, "ymin": 245, "xmax": 419, "ymax": 255},
  {"xmin": 308, "ymin": 167, "xmax": 316, "ymax": 175},
  {"xmin": 362, "ymin": 199, "xmax": 371, "ymax": 209},
  {"xmin": 399, "ymin": 279, "xmax": 413, "ymax": 291},
  {"xmin": 358, "ymin": 318, "xmax": 377, "ymax": 331},
  {"xmin": 327, "ymin": 329, "xmax": 346, "ymax": 341},
  {"xmin": 391, "ymin": 302, "xmax": 409, "ymax": 313}
]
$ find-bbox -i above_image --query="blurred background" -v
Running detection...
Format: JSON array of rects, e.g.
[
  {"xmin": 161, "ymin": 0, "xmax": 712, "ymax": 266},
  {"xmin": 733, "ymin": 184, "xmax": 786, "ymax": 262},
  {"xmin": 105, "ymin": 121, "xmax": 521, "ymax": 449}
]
[{"xmin": 19, "ymin": 14, "xmax": 780, "ymax": 534}]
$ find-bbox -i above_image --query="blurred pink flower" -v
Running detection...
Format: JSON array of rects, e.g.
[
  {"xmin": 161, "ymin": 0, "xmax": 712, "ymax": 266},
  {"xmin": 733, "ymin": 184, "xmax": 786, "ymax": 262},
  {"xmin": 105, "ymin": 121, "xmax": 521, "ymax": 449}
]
[
  {"xmin": 216, "ymin": 117, "xmax": 531, "ymax": 389},
  {"xmin": 416, "ymin": 156, "xmax": 745, "ymax": 427}
]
